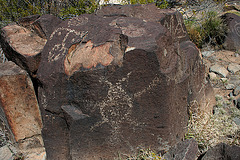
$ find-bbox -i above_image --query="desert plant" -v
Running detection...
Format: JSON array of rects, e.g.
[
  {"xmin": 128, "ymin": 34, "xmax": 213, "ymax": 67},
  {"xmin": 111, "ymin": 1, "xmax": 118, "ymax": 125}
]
[
  {"xmin": 184, "ymin": 18, "xmax": 203, "ymax": 47},
  {"xmin": 185, "ymin": 99, "xmax": 240, "ymax": 153},
  {"xmin": 156, "ymin": 0, "xmax": 169, "ymax": 9},
  {"xmin": 117, "ymin": 148, "xmax": 164, "ymax": 160},
  {"xmin": 201, "ymin": 11, "xmax": 228, "ymax": 47},
  {"xmin": 127, "ymin": 0, "xmax": 154, "ymax": 5},
  {"xmin": 59, "ymin": 0, "xmax": 98, "ymax": 19},
  {"xmin": 0, "ymin": 0, "xmax": 99, "ymax": 28},
  {"xmin": 181, "ymin": 0, "xmax": 228, "ymax": 48}
]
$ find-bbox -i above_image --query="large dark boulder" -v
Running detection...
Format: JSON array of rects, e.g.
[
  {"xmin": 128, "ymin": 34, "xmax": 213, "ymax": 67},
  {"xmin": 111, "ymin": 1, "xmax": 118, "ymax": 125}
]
[
  {"xmin": 163, "ymin": 138, "xmax": 199, "ymax": 160},
  {"xmin": 0, "ymin": 61, "xmax": 42, "ymax": 143},
  {"xmin": 222, "ymin": 13, "xmax": 240, "ymax": 52},
  {"xmin": 36, "ymin": 4, "xmax": 214, "ymax": 160},
  {"xmin": 96, "ymin": 3, "xmax": 189, "ymax": 43},
  {"xmin": 0, "ymin": 24, "xmax": 46, "ymax": 76},
  {"xmin": 0, "ymin": 15, "xmax": 62, "ymax": 76},
  {"xmin": 201, "ymin": 143, "xmax": 240, "ymax": 160}
]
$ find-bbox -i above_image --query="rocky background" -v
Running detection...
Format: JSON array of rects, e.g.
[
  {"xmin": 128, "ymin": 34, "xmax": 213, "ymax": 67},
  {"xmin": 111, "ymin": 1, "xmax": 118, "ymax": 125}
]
[{"xmin": 0, "ymin": 0, "xmax": 240, "ymax": 160}]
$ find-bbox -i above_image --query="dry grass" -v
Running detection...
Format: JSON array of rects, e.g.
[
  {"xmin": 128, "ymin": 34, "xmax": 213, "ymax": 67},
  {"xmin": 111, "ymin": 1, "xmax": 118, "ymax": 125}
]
[
  {"xmin": 185, "ymin": 98, "xmax": 240, "ymax": 153},
  {"xmin": 116, "ymin": 148, "xmax": 165, "ymax": 160}
]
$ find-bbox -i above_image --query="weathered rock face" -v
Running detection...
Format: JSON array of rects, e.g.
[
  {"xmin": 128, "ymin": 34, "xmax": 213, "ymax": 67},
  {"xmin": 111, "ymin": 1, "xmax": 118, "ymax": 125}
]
[
  {"xmin": 36, "ymin": 4, "xmax": 214, "ymax": 160},
  {"xmin": 202, "ymin": 143, "xmax": 240, "ymax": 160},
  {"xmin": 0, "ymin": 61, "xmax": 42, "ymax": 142},
  {"xmin": 163, "ymin": 138, "xmax": 199, "ymax": 160},
  {"xmin": 222, "ymin": 13, "xmax": 240, "ymax": 52},
  {"xmin": 0, "ymin": 15, "xmax": 62, "ymax": 76},
  {"xmin": 0, "ymin": 24, "xmax": 46, "ymax": 76},
  {"xmin": 96, "ymin": 3, "xmax": 189, "ymax": 43}
]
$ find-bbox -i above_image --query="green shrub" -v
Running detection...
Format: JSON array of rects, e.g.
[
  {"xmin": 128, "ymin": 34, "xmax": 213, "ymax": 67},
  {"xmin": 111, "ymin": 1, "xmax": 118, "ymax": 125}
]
[
  {"xmin": 59, "ymin": 0, "xmax": 98, "ymax": 19},
  {"xmin": 128, "ymin": 0, "xmax": 154, "ymax": 5},
  {"xmin": 182, "ymin": 0, "xmax": 228, "ymax": 48},
  {"xmin": 184, "ymin": 10, "xmax": 228, "ymax": 48},
  {"xmin": 185, "ymin": 18, "xmax": 203, "ymax": 47},
  {"xmin": 0, "ymin": 0, "xmax": 41, "ymax": 27},
  {"xmin": 117, "ymin": 148, "xmax": 164, "ymax": 160},
  {"xmin": 0, "ymin": 0, "xmax": 99, "ymax": 28},
  {"xmin": 201, "ymin": 11, "xmax": 228, "ymax": 47},
  {"xmin": 156, "ymin": 0, "xmax": 169, "ymax": 9}
]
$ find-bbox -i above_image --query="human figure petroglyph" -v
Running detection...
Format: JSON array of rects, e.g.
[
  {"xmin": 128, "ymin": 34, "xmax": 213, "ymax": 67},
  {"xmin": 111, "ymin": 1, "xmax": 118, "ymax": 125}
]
[{"xmin": 85, "ymin": 72, "xmax": 163, "ymax": 143}]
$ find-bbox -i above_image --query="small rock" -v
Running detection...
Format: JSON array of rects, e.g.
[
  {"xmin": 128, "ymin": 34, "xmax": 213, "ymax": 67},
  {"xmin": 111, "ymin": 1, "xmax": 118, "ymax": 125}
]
[
  {"xmin": 163, "ymin": 139, "xmax": 199, "ymax": 160},
  {"xmin": 234, "ymin": 98, "xmax": 240, "ymax": 109},
  {"xmin": 220, "ymin": 78, "xmax": 228, "ymax": 83},
  {"xmin": 229, "ymin": 92, "xmax": 234, "ymax": 98},
  {"xmin": 228, "ymin": 75, "xmax": 240, "ymax": 86},
  {"xmin": 233, "ymin": 86, "xmax": 240, "ymax": 96},
  {"xmin": 210, "ymin": 64, "xmax": 229, "ymax": 78},
  {"xmin": 208, "ymin": 72, "xmax": 217, "ymax": 80},
  {"xmin": 0, "ymin": 145, "xmax": 14, "ymax": 160},
  {"xmin": 208, "ymin": 56, "xmax": 217, "ymax": 63},
  {"xmin": 24, "ymin": 152, "xmax": 46, "ymax": 160},
  {"xmin": 201, "ymin": 50, "xmax": 214, "ymax": 57},
  {"xmin": 225, "ymin": 84, "xmax": 235, "ymax": 90},
  {"xmin": 236, "ymin": 98, "xmax": 240, "ymax": 109},
  {"xmin": 228, "ymin": 63, "xmax": 240, "ymax": 74},
  {"xmin": 233, "ymin": 117, "xmax": 240, "ymax": 126},
  {"xmin": 201, "ymin": 143, "xmax": 240, "ymax": 160}
]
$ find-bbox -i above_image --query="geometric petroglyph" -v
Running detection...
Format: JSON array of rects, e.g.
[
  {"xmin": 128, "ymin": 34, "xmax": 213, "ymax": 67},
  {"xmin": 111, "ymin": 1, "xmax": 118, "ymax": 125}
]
[
  {"xmin": 68, "ymin": 16, "xmax": 88, "ymax": 27},
  {"xmin": 121, "ymin": 24, "xmax": 146, "ymax": 38},
  {"xmin": 234, "ymin": 21, "xmax": 240, "ymax": 37},
  {"xmin": 48, "ymin": 27, "xmax": 88, "ymax": 62},
  {"xmin": 163, "ymin": 15, "xmax": 187, "ymax": 39}
]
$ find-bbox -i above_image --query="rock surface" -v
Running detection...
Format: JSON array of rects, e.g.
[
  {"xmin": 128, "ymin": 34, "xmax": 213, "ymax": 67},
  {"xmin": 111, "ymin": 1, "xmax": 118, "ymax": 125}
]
[
  {"xmin": 228, "ymin": 63, "xmax": 240, "ymax": 74},
  {"xmin": 202, "ymin": 143, "xmax": 240, "ymax": 160},
  {"xmin": 0, "ymin": 62, "xmax": 42, "ymax": 142},
  {"xmin": 36, "ymin": 4, "xmax": 214, "ymax": 160},
  {"xmin": 222, "ymin": 13, "xmax": 240, "ymax": 52},
  {"xmin": 0, "ymin": 24, "xmax": 46, "ymax": 76},
  {"xmin": 163, "ymin": 138, "xmax": 199, "ymax": 160},
  {"xmin": 210, "ymin": 64, "xmax": 229, "ymax": 78},
  {"xmin": 0, "ymin": 145, "xmax": 14, "ymax": 160},
  {"xmin": 0, "ymin": 61, "xmax": 45, "ymax": 159},
  {"xmin": 201, "ymin": 47, "xmax": 240, "ymax": 158},
  {"xmin": 234, "ymin": 86, "xmax": 240, "ymax": 96},
  {"xmin": 0, "ymin": 14, "xmax": 62, "ymax": 76}
]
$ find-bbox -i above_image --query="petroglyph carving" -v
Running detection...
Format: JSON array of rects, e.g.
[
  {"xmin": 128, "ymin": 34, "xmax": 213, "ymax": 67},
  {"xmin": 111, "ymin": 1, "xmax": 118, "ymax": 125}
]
[
  {"xmin": 90, "ymin": 72, "xmax": 138, "ymax": 143},
  {"xmin": 234, "ymin": 21, "xmax": 240, "ymax": 37},
  {"xmin": 68, "ymin": 16, "xmax": 88, "ymax": 27},
  {"xmin": 125, "ymin": 46, "xmax": 136, "ymax": 53},
  {"xmin": 163, "ymin": 15, "xmax": 187, "ymax": 39},
  {"xmin": 121, "ymin": 24, "xmax": 146, "ymax": 37},
  {"xmin": 64, "ymin": 40, "xmax": 114, "ymax": 76},
  {"xmin": 48, "ymin": 27, "xmax": 88, "ymax": 62},
  {"xmin": 134, "ymin": 76, "xmax": 161, "ymax": 98},
  {"xmin": 88, "ymin": 73, "xmax": 162, "ymax": 143}
]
